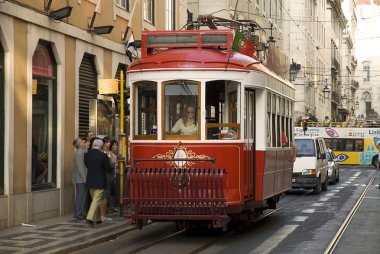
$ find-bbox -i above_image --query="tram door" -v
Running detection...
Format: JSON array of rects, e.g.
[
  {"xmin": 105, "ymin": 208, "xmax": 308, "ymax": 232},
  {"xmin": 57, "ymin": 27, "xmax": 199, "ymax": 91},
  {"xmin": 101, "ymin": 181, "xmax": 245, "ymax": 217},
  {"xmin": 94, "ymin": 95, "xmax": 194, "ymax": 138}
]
[
  {"xmin": 89, "ymin": 95, "xmax": 115, "ymax": 139},
  {"xmin": 244, "ymin": 89, "xmax": 255, "ymax": 197}
]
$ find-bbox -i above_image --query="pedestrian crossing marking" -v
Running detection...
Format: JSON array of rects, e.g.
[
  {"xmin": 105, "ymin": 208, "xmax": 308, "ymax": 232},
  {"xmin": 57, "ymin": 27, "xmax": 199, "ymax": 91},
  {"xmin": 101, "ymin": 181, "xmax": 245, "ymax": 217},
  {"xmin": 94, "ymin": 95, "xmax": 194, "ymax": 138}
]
[
  {"xmin": 292, "ymin": 216, "xmax": 308, "ymax": 222},
  {"xmin": 249, "ymin": 225, "xmax": 298, "ymax": 254}
]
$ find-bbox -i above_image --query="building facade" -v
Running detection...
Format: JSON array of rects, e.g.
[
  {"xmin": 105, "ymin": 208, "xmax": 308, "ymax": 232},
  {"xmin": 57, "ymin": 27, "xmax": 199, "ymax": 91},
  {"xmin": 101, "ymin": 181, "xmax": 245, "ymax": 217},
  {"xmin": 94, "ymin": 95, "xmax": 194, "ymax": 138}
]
[
  {"xmin": 289, "ymin": 0, "xmax": 330, "ymax": 122},
  {"xmin": 342, "ymin": 0, "xmax": 359, "ymax": 122},
  {"xmin": 0, "ymin": 0, "xmax": 181, "ymax": 228},
  {"xmin": 354, "ymin": 1, "xmax": 380, "ymax": 121}
]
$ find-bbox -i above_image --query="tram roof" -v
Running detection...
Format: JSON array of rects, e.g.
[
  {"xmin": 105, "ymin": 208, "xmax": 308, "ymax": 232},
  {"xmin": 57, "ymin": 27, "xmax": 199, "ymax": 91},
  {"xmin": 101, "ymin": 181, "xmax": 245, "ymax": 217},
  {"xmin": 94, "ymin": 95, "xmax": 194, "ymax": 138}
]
[
  {"xmin": 128, "ymin": 30, "xmax": 294, "ymax": 89},
  {"xmin": 128, "ymin": 47, "xmax": 261, "ymax": 72}
]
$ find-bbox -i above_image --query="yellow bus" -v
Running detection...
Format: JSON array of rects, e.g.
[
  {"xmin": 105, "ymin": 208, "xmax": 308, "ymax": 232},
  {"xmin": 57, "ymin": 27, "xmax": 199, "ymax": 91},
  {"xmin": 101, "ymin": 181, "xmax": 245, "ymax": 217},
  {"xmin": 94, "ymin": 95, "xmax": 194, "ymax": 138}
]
[{"xmin": 294, "ymin": 126, "xmax": 380, "ymax": 166}]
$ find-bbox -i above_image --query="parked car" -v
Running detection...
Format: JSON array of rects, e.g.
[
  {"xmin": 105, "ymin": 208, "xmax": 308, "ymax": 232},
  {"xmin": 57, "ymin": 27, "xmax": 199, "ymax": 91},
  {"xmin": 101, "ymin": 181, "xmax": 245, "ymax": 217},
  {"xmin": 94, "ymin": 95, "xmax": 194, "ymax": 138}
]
[
  {"xmin": 326, "ymin": 149, "xmax": 340, "ymax": 184},
  {"xmin": 292, "ymin": 137, "xmax": 329, "ymax": 194}
]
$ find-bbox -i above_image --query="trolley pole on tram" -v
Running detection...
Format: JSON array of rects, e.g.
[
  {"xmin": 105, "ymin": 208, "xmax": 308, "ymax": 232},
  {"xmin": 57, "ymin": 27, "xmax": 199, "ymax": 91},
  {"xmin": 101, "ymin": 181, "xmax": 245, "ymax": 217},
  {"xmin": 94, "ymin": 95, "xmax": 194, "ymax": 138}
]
[{"xmin": 119, "ymin": 70, "xmax": 127, "ymax": 216}]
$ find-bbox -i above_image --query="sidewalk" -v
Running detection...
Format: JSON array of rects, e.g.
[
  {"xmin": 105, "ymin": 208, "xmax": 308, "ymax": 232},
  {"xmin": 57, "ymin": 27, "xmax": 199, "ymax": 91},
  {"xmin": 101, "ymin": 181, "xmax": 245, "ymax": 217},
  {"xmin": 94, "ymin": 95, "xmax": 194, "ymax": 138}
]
[{"xmin": 0, "ymin": 210, "xmax": 134, "ymax": 254}]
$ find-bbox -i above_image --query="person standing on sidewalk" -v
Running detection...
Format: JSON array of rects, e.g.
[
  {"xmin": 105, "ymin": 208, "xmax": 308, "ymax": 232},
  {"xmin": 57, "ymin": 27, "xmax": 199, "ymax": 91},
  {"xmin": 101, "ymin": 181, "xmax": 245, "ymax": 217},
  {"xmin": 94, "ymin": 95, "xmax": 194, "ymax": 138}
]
[
  {"xmin": 84, "ymin": 139, "xmax": 111, "ymax": 227},
  {"xmin": 109, "ymin": 139, "xmax": 120, "ymax": 211},
  {"xmin": 85, "ymin": 130, "xmax": 94, "ymax": 149},
  {"xmin": 72, "ymin": 137, "xmax": 88, "ymax": 219},
  {"xmin": 99, "ymin": 136, "xmax": 113, "ymax": 221}
]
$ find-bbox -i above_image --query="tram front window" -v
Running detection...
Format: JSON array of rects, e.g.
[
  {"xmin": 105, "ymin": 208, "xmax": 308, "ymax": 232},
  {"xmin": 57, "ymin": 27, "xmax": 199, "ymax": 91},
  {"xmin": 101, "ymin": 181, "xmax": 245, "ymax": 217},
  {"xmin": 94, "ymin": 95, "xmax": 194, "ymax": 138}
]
[
  {"xmin": 163, "ymin": 80, "xmax": 200, "ymax": 139},
  {"xmin": 205, "ymin": 80, "xmax": 240, "ymax": 140},
  {"xmin": 134, "ymin": 81, "xmax": 157, "ymax": 139}
]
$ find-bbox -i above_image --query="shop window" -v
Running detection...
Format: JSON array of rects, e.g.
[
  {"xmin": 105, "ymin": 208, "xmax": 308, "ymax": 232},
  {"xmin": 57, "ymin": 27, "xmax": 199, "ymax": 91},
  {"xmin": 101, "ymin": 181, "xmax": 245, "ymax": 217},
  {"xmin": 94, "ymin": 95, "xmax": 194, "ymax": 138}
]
[
  {"xmin": 205, "ymin": 80, "xmax": 240, "ymax": 140},
  {"xmin": 134, "ymin": 81, "xmax": 157, "ymax": 139},
  {"xmin": 32, "ymin": 41, "xmax": 57, "ymax": 191}
]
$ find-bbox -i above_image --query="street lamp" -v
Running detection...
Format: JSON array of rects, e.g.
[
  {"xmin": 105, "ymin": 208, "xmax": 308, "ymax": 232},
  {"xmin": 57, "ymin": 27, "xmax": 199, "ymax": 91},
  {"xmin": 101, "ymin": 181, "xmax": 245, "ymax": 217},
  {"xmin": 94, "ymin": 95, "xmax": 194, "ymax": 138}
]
[
  {"xmin": 48, "ymin": 6, "xmax": 73, "ymax": 21},
  {"xmin": 87, "ymin": 4, "xmax": 114, "ymax": 35},
  {"xmin": 355, "ymin": 98, "xmax": 359, "ymax": 109},
  {"xmin": 93, "ymin": 25, "xmax": 114, "ymax": 35},
  {"xmin": 289, "ymin": 59, "xmax": 301, "ymax": 82},
  {"xmin": 323, "ymin": 79, "xmax": 330, "ymax": 100}
]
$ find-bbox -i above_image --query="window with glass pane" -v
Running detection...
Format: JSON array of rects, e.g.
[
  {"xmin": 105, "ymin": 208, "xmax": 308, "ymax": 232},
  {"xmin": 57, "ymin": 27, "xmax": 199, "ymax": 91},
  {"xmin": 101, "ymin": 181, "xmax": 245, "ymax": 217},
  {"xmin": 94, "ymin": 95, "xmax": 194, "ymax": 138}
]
[
  {"xmin": 32, "ymin": 42, "xmax": 57, "ymax": 191},
  {"xmin": 205, "ymin": 80, "xmax": 240, "ymax": 140},
  {"xmin": 166, "ymin": 0, "xmax": 175, "ymax": 30},
  {"xmin": 271, "ymin": 94, "xmax": 276, "ymax": 147},
  {"xmin": 134, "ymin": 81, "xmax": 157, "ymax": 139},
  {"xmin": 267, "ymin": 92, "xmax": 271, "ymax": 146},
  {"xmin": 32, "ymin": 78, "xmax": 57, "ymax": 190},
  {"xmin": 116, "ymin": 0, "xmax": 128, "ymax": 10},
  {"xmin": 144, "ymin": 0, "xmax": 155, "ymax": 24},
  {"xmin": 164, "ymin": 80, "xmax": 199, "ymax": 139}
]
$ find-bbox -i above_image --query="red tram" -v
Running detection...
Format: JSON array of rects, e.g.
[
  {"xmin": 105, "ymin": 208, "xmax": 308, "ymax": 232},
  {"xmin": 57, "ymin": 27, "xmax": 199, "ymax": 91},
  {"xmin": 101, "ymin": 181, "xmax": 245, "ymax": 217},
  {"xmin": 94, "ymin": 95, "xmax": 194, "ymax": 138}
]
[{"xmin": 125, "ymin": 29, "xmax": 295, "ymax": 230}]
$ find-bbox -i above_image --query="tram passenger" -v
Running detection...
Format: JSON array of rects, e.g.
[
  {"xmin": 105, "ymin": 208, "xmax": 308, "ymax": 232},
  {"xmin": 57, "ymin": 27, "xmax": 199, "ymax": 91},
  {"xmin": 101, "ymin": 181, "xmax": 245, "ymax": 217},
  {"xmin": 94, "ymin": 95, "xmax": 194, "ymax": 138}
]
[
  {"xmin": 281, "ymin": 131, "xmax": 297, "ymax": 162},
  {"xmin": 171, "ymin": 105, "xmax": 197, "ymax": 135}
]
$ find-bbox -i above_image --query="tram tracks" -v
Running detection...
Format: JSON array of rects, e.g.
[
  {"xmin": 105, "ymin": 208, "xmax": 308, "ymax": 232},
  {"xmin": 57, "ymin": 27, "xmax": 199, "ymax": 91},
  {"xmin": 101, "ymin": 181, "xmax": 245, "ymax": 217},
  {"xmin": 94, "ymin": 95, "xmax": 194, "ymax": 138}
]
[
  {"xmin": 323, "ymin": 173, "xmax": 376, "ymax": 254},
  {"xmin": 126, "ymin": 190, "xmax": 313, "ymax": 254},
  {"xmin": 188, "ymin": 189, "xmax": 313, "ymax": 254}
]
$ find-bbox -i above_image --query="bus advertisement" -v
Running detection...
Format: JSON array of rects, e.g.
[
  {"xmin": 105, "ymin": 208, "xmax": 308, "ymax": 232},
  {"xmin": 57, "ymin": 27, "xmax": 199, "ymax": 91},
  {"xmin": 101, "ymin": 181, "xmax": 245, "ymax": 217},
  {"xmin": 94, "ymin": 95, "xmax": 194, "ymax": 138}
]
[{"xmin": 294, "ymin": 127, "xmax": 380, "ymax": 166}]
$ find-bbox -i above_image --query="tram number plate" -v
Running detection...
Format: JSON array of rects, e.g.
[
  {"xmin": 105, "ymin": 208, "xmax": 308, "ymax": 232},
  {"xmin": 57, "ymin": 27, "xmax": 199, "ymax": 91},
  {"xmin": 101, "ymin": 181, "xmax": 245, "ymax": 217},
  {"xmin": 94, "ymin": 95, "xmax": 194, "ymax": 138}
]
[{"xmin": 292, "ymin": 178, "xmax": 296, "ymax": 183}]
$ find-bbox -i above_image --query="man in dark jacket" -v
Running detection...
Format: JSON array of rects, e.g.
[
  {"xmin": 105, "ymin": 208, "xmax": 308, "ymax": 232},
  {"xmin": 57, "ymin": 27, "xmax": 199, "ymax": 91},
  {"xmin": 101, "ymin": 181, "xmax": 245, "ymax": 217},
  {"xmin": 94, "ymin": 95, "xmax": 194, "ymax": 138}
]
[{"xmin": 84, "ymin": 139, "xmax": 111, "ymax": 227}]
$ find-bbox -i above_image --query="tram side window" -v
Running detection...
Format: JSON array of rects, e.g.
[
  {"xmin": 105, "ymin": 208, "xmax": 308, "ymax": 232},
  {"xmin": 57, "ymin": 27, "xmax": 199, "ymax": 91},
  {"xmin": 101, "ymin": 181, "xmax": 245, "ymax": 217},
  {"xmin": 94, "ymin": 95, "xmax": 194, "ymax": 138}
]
[
  {"xmin": 267, "ymin": 94, "xmax": 290, "ymax": 148},
  {"xmin": 134, "ymin": 81, "xmax": 157, "ymax": 139},
  {"xmin": 271, "ymin": 94, "xmax": 276, "ymax": 147},
  {"xmin": 290, "ymin": 102, "xmax": 294, "ymax": 143},
  {"xmin": 267, "ymin": 92, "xmax": 271, "ymax": 146},
  {"xmin": 205, "ymin": 80, "xmax": 240, "ymax": 140},
  {"xmin": 163, "ymin": 80, "xmax": 200, "ymax": 139}
]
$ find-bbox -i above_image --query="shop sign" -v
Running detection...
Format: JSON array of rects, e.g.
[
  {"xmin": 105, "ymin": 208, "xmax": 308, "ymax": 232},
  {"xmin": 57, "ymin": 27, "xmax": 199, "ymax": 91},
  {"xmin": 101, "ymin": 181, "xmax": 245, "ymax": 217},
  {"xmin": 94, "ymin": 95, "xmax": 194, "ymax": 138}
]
[{"xmin": 98, "ymin": 79, "xmax": 118, "ymax": 94}]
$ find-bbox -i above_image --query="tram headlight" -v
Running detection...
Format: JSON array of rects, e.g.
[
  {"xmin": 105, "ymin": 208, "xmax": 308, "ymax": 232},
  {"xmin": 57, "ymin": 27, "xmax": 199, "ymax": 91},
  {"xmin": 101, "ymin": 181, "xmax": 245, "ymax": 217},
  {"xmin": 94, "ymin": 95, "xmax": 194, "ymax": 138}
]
[{"xmin": 302, "ymin": 169, "xmax": 316, "ymax": 176}]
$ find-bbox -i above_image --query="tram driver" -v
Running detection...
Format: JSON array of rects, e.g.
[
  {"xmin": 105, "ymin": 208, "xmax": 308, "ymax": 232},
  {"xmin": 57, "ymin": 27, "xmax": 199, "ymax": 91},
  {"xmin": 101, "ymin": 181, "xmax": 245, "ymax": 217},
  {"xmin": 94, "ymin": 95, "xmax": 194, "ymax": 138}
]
[{"xmin": 171, "ymin": 105, "xmax": 198, "ymax": 135}]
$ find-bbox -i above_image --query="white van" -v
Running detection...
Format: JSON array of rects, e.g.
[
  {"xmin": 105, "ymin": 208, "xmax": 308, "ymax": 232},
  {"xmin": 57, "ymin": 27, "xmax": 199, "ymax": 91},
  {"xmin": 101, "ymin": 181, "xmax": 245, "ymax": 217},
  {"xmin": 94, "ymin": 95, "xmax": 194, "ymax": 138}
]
[{"xmin": 292, "ymin": 137, "xmax": 329, "ymax": 194}]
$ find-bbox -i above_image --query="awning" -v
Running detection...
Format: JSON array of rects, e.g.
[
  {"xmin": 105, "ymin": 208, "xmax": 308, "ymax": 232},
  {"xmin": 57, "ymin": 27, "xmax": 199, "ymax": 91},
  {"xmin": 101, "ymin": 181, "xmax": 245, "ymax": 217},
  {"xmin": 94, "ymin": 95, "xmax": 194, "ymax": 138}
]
[{"xmin": 32, "ymin": 43, "xmax": 55, "ymax": 78}]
